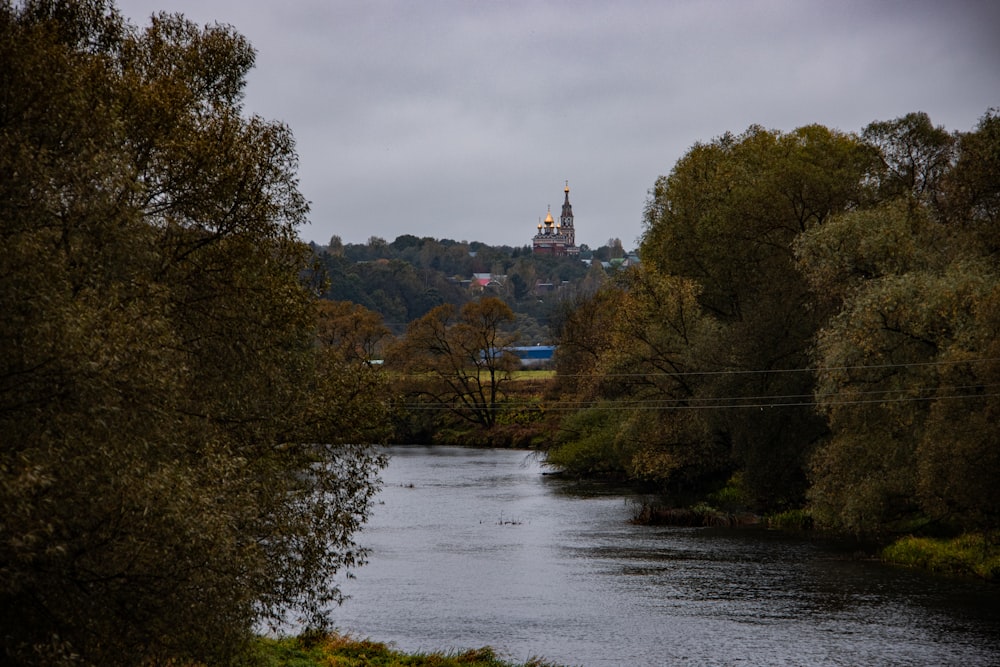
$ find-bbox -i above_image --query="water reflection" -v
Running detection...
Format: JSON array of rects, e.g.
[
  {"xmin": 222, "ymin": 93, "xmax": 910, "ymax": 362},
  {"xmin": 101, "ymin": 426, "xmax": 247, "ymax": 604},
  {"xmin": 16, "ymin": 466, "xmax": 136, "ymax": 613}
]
[{"xmin": 331, "ymin": 446, "xmax": 1000, "ymax": 667}]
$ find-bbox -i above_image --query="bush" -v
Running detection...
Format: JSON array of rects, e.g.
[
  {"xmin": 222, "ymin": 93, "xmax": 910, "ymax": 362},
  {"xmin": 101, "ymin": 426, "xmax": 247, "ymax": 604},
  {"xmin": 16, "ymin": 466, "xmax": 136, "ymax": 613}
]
[
  {"xmin": 765, "ymin": 509, "xmax": 814, "ymax": 532},
  {"xmin": 881, "ymin": 533, "xmax": 1000, "ymax": 580},
  {"xmin": 254, "ymin": 633, "xmax": 565, "ymax": 666},
  {"xmin": 545, "ymin": 407, "xmax": 628, "ymax": 477}
]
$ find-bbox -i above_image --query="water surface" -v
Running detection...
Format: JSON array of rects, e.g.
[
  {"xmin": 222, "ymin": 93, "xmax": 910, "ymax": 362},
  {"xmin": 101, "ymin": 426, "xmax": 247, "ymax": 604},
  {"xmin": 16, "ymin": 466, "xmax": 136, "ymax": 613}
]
[{"xmin": 331, "ymin": 446, "xmax": 1000, "ymax": 666}]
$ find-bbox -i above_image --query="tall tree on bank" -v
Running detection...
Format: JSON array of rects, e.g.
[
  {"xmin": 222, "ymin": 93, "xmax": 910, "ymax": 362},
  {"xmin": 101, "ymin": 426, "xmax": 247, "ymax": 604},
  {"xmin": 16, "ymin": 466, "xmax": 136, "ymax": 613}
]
[
  {"xmin": 635, "ymin": 124, "xmax": 875, "ymax": 508},
  {"xmin": 549, "ymin": 267, "xmax": 730, "ymax": 489},
  {"xmin": 797, "ymin": 110, "xmax": 1000, "ymax": 534},
  {"xmin": 391, "ymin": 297, "xmax": 520, "ymax": 430},
  {"xmin": 0, "ymin": 2, "xmax": 386, "ymax": 665}
]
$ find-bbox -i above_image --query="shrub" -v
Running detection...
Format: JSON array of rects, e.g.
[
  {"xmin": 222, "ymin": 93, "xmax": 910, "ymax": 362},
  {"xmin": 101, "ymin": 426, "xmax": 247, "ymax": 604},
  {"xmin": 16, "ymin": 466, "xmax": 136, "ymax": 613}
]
[
  {"xmin": 765, "ymin": 509, "xmax": 814, "ymax": 532},
  {"xmin": 881, "ymin": 533, "xmax": 1000, "ymax": 580}
]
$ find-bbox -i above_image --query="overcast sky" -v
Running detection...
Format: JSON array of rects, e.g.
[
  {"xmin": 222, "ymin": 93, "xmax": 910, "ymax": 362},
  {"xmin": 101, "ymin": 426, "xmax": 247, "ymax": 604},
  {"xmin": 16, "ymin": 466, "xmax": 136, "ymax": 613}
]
[{"xmin": 115, "ymin": 0, "xmax": 1000, "ymax": 250}]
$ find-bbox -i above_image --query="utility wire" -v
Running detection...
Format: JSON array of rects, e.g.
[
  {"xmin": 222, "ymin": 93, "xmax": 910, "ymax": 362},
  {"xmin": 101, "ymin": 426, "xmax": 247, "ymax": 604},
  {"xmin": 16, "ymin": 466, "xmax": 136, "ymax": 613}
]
[
  {"xmin": 388, "ymin": 356, "xmax": 998, "ymax": 380},
  {"xmin": 476, "ymin": 382, "xmax": 1000, "ymax": 406},
  {"xmin": 384, "ymin": 358, "xmax": 998, "ymax": 411},
  {"xmin": 396, "ymin": 387, "xmax": 1000, "ymax": 412},
  {"xmin": 540, "ymin": 356, "xmax": 1000, "ymax": 378}
]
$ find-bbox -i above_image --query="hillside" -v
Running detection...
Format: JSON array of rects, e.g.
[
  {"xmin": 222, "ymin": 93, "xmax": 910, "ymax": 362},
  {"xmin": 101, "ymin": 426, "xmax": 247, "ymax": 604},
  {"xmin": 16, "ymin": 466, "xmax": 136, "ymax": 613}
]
[{"xmin": 310, "ymin": 235, "xmax": 637, "ymax": 341}]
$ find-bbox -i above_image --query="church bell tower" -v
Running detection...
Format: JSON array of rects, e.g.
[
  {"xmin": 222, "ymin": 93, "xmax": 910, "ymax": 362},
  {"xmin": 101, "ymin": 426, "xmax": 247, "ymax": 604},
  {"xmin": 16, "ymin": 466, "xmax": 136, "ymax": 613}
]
[{"xmin": 559, "ymin": 181, "xmax": 575, "ymax": 248}]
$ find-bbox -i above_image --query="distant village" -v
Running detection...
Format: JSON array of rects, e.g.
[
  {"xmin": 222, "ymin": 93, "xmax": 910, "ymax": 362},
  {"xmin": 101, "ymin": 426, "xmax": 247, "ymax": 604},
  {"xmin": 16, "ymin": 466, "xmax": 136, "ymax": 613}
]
[
  {"xmin": 313, "ymin": 183, "xmax": 641, "ymax": 345},
  {"xmin": 464, "ymin": 182, "xmax": 639, "ymax": 295}
]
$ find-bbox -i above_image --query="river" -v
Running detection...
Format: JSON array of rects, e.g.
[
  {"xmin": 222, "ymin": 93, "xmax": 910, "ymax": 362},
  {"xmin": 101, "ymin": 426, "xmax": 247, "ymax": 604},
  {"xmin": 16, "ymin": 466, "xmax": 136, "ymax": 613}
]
[{"xmin": 329, "ymin": 445, "xmax": 1000, "ymax": 666}]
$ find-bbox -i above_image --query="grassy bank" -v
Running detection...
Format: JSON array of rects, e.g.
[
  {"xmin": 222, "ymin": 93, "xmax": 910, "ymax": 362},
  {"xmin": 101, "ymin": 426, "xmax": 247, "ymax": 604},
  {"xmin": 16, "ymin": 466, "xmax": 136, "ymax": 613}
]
[
  {"xmin": 881, "ymin": 533, "xmax": 1000, "ymax": 580},
  {"xmin": 255, "ymin": 633, "xmax": 565, "ymax": 667},
  {"xmin": 511, "ymin": 369, "xmax": 556, "ymax": 381}
]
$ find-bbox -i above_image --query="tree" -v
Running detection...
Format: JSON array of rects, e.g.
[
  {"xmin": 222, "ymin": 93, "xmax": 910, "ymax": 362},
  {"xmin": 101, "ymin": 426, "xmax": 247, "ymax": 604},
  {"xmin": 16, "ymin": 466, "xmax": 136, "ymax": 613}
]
[
  {"xmin": 391, "ymin": 297, "xmax": 519, "ymax": 429},
  {"xmin": 862, "ymin": 111, "xmax": 955, "ymax": 207},
  {"xmin": 606, "ymin": 237, "xmax": 625, "ymax": 259},
  {"xmin": 798, "ymin": 113, "xmax": 1000, "ymax": 533},
  {"xmin": 317, "ymin": 300, "xmax": 390, "ymax": 365},
  {"xmin": 0, "ymin": 3, "xmax": 386, "ymax": 664},
  {"xmin": 642, "ymin": 124, "xmax": 875, "ymax": 319},
  {"xmin": 328, "ymin": 234, "xmax": 345, "ymax": 255},
  {"xmin": 553, "ymin": 266, "xmax": 731, "ymax": 489},
  {"xmin": 944, "ymin": 109, "xmax": 1000, "ymax": 248},
  {"xmin": 804, "ymin": 257, "xmax": 998, "ymax": 533},
  {"xmin": 551, "ymin": 285, "xmax": 623, "ymax": 400},
  {"xmin": 636, "ymin": 124, "xmax": 873, "ymax": 508}
]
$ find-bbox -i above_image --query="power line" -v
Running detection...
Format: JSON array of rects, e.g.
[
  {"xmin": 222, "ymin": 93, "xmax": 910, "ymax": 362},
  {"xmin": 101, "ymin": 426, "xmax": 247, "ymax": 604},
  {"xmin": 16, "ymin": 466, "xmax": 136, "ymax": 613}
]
[
  {"xmin": 552, "ymin": 357, "xmax": 1000, "ymax": 378},
  {"xmin": 388, "ymin": 357, "xmax": 998, "ymax": 380},
  {"xmin": 503, "ymin": 382, "xmax": 1000, "ymax": 405},
  {"xmin": 385, "ymin": 358, "xmax": 998, "ymax": 412},
  {"xmin": 396, "ymin": 389, "xmax": 1000, "ymax": 412}
]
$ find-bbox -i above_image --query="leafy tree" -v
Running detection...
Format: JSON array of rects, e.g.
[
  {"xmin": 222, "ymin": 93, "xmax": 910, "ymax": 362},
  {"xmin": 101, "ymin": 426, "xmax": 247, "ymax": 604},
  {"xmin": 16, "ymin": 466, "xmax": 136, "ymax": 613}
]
[
  {"xmin": 390, "ymin": 297, "xmax": 519, "ymax": 429},
  {"xmin": 604, "ymin": 237, "xmax": 625, "ymax": 259},
  {"xmin": 805, "ymin": 257, "xmax": 998, "ymax": 532},
  {"xmin": 508, "ymin": 270, "xmax": 532, "ymax": 300},
  {"xmin": 546, "ymin": 405, "xmax": 634, "ymax": 477},
  {"xmin": 328, "ymin": 234, "xmax": 345, "ymax": 255},
  {"xmin": 793, "ymin": 198, "xmax": 951, "ymax": 306},
  {"xmin": 944, "ymin": 109, "xmax": 1000, "ymax": 248},
  {"xmin": 390, "ymin": 233, "xmax": 423, "ymax": 252},
  {"xmin": 862, "ymin": 111, "xmax": 955, "ymax": 207},
  {"xmin": 579, "ymin": 257, "xmax": 610, "ymax": 294},
  {"xmin": 799, "ymin": 113, "xmax": 1000, "ymax": 533},
  {"xmin": 0, "ymin": 2, "xmax": 385, "ymax": 664},
  {"xmin": 551, "ymin": 284, "xmax": 624, "ymax": 399},
  {"xmin": 635, "ymin": 124, "xmax": 873, "ymax": 508},
  {"xmin": 606, "ymin": 267, "xmax": 730, "ymax": 488},
  {"xmin": 317, "ymin": 300, "xmax": 391, "ymax": 365},
  {"xmin": 642, "ymin": 124, "xmax": 874, "ymax": 319},
  {"xmin": 551, "ymin": 265, "xmax": 735, "ymax": 492},
  {"xmin": 916, "ymin": 286, "xmax": 1000, "ymax": 531}
]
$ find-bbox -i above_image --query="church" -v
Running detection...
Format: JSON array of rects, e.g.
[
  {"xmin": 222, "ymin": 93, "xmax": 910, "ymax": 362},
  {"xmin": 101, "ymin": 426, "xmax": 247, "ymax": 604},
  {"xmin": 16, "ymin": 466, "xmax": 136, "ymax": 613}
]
[{"xmin": 532, "ymin": 183, "xmax": 579, "ymax": 256}]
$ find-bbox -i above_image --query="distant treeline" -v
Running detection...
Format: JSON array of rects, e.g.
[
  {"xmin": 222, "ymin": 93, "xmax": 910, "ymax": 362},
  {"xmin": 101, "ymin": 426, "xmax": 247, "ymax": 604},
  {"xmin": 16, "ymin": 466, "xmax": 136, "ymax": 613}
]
[{"xmin": 309, "ymin": 235, "xmax": 628, "ymax": 340}]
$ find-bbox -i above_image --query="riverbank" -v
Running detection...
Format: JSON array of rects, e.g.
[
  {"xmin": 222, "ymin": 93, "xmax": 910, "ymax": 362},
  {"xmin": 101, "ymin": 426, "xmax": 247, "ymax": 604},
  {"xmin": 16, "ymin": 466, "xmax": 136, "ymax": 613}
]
[
  {"xmin": 404, "ymin": 374, "xmax": 558, "ymax": 449},
  {"xmin": 881, "ymin": 533, "xmax": 1000, "ymax": 581},
  {"xmin": 631, "ymin": 500, "xmax": 999, "ymax": 582},
  {"xmin": 255, "ymin": 633, "xmax": 564, "ymax": 666}
]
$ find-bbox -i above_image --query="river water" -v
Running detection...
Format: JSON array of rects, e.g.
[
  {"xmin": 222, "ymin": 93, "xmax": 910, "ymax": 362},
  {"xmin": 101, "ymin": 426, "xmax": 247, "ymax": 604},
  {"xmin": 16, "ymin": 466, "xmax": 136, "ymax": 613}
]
[{"xmin": 329, "ymin": 445, "xmax": 1000, "ymax": 666}]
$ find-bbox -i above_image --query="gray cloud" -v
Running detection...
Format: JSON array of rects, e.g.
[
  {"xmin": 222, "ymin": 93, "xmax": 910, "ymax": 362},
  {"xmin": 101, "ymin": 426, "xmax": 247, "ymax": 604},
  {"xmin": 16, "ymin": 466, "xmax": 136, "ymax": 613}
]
[{"xmin": 117, "ymin": 0, "xmax": 1000, "ymax": 249}]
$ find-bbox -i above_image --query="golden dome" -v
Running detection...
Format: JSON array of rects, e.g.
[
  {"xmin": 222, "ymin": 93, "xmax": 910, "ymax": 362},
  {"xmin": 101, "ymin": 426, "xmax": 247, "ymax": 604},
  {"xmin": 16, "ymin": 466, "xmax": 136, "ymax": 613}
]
[{"xmin": 544, "ymin": 211, "xmax": 554, "ymax": 224}]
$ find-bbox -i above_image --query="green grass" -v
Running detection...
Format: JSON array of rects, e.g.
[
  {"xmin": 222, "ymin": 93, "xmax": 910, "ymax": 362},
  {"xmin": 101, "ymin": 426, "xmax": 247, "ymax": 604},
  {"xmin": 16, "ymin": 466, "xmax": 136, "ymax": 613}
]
[
  {"xmin": 881, "ymin": 533, "xmax": 1000, "ymax": 580},
  {"xmin": 510, "ymin": 369, "xmax": 556, "ymax": 380},
  {"xmin": 254, "ymin": 634, "xmax": 566, "ymax": 667},
  {"xmin": 765, "ymin": 509, "xmax": 814, "ymax": 532}
]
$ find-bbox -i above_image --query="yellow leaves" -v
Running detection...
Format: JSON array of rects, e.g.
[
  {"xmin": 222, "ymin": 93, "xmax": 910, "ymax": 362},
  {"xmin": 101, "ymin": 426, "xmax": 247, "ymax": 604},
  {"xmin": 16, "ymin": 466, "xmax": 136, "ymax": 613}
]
[
  {"xmin": 628, "ymin": 447, "xmax": 681, "ymax": 482},
  {"xmin": 316, "ymin": 300, "xmax": 390, "ymax": 364},
  {"xmin": 391, "ymin": 298, "xmax": 518, "ymax": 428}
]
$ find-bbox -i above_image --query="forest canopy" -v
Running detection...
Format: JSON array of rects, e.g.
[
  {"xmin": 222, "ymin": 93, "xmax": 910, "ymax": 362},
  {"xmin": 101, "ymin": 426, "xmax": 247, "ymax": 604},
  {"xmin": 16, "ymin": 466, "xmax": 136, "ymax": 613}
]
[
  {"xmin": 551, "ymin": 111, "xmax": 1000, "ymax": 535},
  {"xmin": 1, "ymin": 2, "xmax": 387, "ymax": 664}
]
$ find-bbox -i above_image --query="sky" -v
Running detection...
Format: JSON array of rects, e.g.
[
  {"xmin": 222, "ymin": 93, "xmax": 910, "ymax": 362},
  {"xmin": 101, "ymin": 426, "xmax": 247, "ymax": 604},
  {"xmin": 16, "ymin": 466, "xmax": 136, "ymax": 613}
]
[{"xmin": 114, "ymin": 0, "xmax": 1000, "ymax": 251}]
